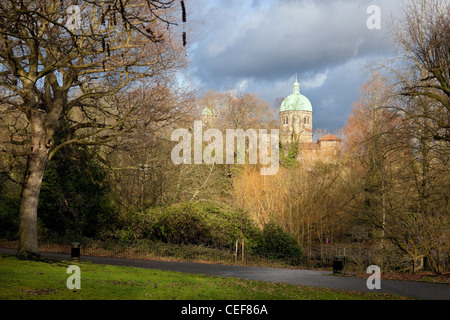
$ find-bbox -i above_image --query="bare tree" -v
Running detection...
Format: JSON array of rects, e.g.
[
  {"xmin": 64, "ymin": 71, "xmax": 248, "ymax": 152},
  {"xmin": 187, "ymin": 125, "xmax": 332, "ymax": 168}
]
[
  {"xmin": 0, "ymin": 0, "xmax": 186, "ymax": 257},
  {"xmin": 197, "ymin": 89, "xmax": 277, "ymax": 131},
  {"xmin": 106, "ymin": 78, "xmax": 197, "ymax": 209},
  {"xmin": 378, "ymin": 0, "xmax": 450, "ymax": 273},
  {"xmin": 389, "ymin": 0, "xmax": 450, "ymax": 142},
  {"xmin": 344, "ymin": 71, "xmax": 450, "ymax": 273}
]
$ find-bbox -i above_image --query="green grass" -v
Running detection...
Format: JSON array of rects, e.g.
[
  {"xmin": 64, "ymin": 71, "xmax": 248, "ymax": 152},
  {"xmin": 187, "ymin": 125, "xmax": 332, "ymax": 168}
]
[{"xmin": 0, "ymin": 254, "xmax": 412, "ymax": 300}]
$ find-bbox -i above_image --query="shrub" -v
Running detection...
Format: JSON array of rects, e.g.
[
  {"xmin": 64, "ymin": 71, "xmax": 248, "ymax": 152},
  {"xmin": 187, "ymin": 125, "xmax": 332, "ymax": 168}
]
[
  {"xmin": 112, "ymin": 202, "xmax": 259, "ymax": 249},
  {"xmin": 149, "ymin": 203, "xmax": 213, "ymax": 245},
  {"xmin": 252, "ymin": 222, "xmax": 303, "ymax": 265},
  {"xmin": 107, "ymin": 203, "xmax": 303, "ymax": 266}
]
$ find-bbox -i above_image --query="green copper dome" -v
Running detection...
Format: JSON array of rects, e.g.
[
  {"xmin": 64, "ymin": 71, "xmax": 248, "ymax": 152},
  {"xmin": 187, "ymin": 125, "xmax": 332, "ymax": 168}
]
[
  {"xmin": 280, "ymin": 76, "xmax": 313, "ymax": 112},
  {"xmin": 202, "ymin": 106, "xmax": 216, "ymax": 116}
]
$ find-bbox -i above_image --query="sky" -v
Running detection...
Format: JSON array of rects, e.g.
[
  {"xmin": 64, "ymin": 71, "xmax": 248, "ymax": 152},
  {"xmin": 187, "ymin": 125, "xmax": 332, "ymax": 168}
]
[{"xmin": 184, "ymin": 0, "xmax": 405, "ymax": 135}]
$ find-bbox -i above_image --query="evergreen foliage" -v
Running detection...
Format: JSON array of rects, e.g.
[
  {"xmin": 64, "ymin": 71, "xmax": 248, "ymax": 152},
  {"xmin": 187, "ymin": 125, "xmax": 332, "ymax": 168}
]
[
  {"xmin": 252, "ymin": 221, "xmax": 303, "ymax": 265},
  {"xmin": 38, "ymin": 145, "xmax": 118, "ymax": 239}
]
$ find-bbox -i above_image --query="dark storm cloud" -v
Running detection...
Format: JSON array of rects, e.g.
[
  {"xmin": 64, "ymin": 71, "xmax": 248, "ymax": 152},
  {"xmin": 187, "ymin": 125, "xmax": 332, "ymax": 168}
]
[
  {"xmin": 187, "ymin": 0, "xmax": 403, "ymax": 131},
  {"xmin": 192, "ymin": 0, "xmax": 395, "ymax": 80}
]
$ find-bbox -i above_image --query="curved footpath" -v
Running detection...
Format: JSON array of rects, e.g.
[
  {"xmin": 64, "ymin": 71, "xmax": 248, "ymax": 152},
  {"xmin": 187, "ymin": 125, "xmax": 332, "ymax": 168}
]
[{"xmin": 1, "ymin": 248, "xmax": 449, "ymax": 300}]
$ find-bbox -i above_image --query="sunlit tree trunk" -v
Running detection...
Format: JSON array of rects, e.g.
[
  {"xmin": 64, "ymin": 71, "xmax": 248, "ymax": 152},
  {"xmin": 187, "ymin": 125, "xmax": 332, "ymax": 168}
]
[{"xmin": 18, "ymin": 139, "xmax": 48, "ymax": 256}]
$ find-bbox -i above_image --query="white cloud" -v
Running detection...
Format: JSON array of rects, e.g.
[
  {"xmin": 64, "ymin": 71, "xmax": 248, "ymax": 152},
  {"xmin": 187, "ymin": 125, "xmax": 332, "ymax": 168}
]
[
  {"xmin": 301, "ymin": 70, "xmax": 329, "ymax": 90},
  {"xmin": 236, "ymin": 79, "xmax": 249, "ymax": 92}
]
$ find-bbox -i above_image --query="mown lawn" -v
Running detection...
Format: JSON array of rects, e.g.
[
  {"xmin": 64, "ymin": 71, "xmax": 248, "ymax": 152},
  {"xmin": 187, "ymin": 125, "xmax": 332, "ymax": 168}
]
[{"xmin": 0, "ymin": 254, "xmax": 412, "ymax": 300}]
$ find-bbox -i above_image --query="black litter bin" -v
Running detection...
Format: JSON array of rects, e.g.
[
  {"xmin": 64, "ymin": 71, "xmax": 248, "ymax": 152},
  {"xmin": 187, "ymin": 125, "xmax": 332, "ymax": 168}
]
[
  {"xmin": 71, "ymin": 242, "xmax": 80, "ymax": 261},
  {"xmin": 333, "ymin": 255, "xmax": 344, "ymax": 274}
]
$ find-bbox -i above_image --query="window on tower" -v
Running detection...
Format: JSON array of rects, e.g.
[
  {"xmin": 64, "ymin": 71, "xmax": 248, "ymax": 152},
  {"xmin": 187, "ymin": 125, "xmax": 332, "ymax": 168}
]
[
  {"xmin": 304, "ymin": 117, "xmax": 310, "ymax": 125},
  {"xmin": 283, "ymin": 116, "xmax": 288, "ymax": 125}
]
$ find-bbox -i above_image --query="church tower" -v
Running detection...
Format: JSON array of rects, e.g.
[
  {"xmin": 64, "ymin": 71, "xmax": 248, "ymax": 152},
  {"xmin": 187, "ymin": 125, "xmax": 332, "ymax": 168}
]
[
  {"xmin": 201, "ymin": 106, "xmax": 217, "ymax": 127},
  {"xmin": 280, "ymin": 74, "xmax": 313, "ymax": 146}
]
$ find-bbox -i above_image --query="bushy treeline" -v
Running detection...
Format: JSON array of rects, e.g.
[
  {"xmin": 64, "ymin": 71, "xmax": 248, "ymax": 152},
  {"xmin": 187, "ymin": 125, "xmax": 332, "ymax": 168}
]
[
  {"xmin": 1, "ymin": 167, "xmax": 303, "ymax": 265},
  {"xmin": 107, "ymin": 202, "xmax": 303, "ymax": 265}
]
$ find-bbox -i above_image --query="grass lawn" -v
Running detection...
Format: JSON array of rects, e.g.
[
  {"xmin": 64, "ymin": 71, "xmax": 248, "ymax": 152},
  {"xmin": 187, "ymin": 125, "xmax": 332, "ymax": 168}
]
[{"xmin": 0, "ymin": 254, "xmax": 412, "ymax": 300}]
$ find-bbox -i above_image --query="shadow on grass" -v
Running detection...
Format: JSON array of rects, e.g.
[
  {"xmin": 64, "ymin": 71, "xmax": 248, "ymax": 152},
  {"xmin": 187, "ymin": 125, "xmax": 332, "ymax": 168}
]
[{"xmin": 2, "ymin": 253, "xmax": 72, "ymax": 268}]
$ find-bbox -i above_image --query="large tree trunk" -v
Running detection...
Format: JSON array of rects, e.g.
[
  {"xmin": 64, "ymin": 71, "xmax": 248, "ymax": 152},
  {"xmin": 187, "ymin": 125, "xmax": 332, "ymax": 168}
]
[{"xmin": 18, "ymin": 114, "xmax": 51, "ymax": 258}]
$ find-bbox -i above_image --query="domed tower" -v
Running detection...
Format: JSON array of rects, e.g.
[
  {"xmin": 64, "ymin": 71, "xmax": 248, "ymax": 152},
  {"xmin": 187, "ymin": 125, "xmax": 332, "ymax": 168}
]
[
  {"xmin": 280, "ymin": 74, "xmax": 313, "ymax": 146},
  {"xmin": 201, "ymin": 106, "xmax": 217, "ymax": 127}
]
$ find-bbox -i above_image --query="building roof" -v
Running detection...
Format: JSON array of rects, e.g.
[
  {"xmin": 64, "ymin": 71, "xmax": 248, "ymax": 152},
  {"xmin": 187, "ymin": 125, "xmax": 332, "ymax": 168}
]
[
  {"xmin": 280, "ymin": 75, "xmax": 313, "ymax": 113},
  {"xmin": 318, "ymin": 134, "xmax": 342, "ymax": 141}
]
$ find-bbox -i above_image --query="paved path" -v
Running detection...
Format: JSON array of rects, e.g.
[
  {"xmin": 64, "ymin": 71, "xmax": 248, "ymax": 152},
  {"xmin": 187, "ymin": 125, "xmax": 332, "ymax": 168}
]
[{"xmin": 1, "ymin": 248, "xmax": 449, "ymax": 300}]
